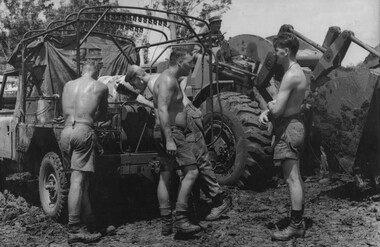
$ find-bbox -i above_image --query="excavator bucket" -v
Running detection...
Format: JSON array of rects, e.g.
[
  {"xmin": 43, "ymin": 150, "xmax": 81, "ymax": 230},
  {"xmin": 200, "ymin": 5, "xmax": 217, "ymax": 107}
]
[{"xmin": 306, "ymin": 66, "xmax": 380, "ymax": 185}]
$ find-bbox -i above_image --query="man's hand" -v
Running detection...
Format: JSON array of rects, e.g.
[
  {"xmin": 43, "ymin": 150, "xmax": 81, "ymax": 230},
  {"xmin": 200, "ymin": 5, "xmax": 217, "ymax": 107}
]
[
  {"xmin": 268, "ymin": 100, "xmax": 276, "ymax": 112},
  {"xmin": 259, "ymin": 109, "xmax": 270, "ymax": 124},
  {"xmin": 166, "ymin": 139, "xmax": 177, "ymax": 156}
]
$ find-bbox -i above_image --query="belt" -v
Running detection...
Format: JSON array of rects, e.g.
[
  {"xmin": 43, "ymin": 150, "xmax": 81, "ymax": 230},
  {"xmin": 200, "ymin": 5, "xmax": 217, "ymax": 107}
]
[{"xmin": 65, "ymin": 120, "xmax": 93, "ymax": 129}]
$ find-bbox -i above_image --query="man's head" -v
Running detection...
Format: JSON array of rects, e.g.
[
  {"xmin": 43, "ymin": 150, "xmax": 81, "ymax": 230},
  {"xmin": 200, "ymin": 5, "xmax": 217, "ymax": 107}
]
[
  {"xmin": 169, "ymin": 47, "xmax": 195, "ymax": 77},
  {"xmin": 124, "ymin": 65, "xmax": 148, "ymax": 92},
  {"xmin": 209, "ymin": 16, "xmax": 222, "ymax": 34},
  {"xmin": 82, "ymin": 60, "xmax": 101, "ymax": 79},
  {"xmin": 273, "ymin": 32, "xmax": 299, "ymax": 64}
]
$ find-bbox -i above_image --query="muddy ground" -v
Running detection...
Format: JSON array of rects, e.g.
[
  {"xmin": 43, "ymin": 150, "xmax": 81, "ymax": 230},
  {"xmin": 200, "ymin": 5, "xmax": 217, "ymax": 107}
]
[{"xmin": 0, "ymin": 172, "xmax": 380, "ymax": 247}]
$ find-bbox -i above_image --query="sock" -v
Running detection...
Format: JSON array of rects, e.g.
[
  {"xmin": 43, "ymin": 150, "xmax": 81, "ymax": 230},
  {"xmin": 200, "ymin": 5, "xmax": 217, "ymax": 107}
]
[
  {"xmin": 290, "ymin": 209, "xmax": 303, "ymax": 224},
  {"xmin": 68, "ymin": 214, "xmax": 81, "ymax": 227},
  {"xmin": 175, "ymin": 203, "xmax": 188, "ymax": 213}
]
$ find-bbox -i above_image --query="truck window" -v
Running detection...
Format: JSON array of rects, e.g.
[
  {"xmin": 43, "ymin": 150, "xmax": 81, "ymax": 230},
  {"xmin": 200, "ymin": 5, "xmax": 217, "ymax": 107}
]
[{"xmin": 0, "ymin": 75, "xmax": 18, "ymax": 110}]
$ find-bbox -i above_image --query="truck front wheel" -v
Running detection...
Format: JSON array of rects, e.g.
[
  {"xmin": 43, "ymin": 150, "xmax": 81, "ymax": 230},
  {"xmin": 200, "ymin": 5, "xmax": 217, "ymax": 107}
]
[
  {"xmin": 201, "ymin": 92, "xmax": 273, "ymax": 188},
  {"xmin": 39, "ymin": 152, "xmax": 69, "ymax": 221}
]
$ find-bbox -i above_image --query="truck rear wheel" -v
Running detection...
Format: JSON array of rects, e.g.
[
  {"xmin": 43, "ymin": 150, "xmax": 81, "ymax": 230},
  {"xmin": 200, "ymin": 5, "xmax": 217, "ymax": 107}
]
[
  {"xmin": 0, "ymin": 159, "xmax": 6, "ymax": 191},
  {"xmin": 39, "ymin": 152, "xmax": 69, "ymax": 221},
  {"xmin": 201, "ymin": 92, "xmax": 273, "ymax": 188}
]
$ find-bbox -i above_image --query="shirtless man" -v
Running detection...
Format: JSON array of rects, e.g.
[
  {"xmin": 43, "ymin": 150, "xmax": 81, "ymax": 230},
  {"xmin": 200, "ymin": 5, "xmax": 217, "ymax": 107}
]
[
  {"xmin": 259, "ymin": 32, "xmax": 309, "ymax": 241},
  {"xmin": 151, "ymin": 48, "xmax": 203, "ymax": 235},
  {"xmin": 121, "ymin": 64, "xmax": 231, "ymax": 223},
  {"xmin": 60, "ymin": 62, "xmax": 108, "ymax": 243}
]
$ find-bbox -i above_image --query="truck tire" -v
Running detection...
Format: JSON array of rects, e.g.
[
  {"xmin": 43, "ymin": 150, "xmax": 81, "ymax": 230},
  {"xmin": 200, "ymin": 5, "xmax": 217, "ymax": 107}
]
[
  {"xmin": 201, "ymin": 92, "xmax": 273, "ymax": 188},
  {"xmin": 39, "ymin": 152, "xmax": 69, "ymax": 221},
  {"xmin": 0, "ymin": 159, "xmax": 5, "ymax": 191}
]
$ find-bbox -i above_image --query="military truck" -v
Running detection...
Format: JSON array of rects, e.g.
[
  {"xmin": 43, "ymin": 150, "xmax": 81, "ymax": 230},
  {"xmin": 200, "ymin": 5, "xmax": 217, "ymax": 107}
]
[{"xmin": 0, "ymin": 5, "xmax": 270, "ymax": 220}]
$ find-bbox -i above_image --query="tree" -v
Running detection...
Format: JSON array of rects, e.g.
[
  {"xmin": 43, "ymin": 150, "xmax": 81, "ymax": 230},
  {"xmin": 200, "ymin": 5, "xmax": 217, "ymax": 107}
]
[
  {"xmin": 147, "ymin": 0, "xmax": 232, "ymax": 37},
  {"xmin": 0, "ymin": 0, "xmax": 54, "ymax": 60},
  {"xmin": 138, "ymin": 0, "xmax": 231, "ymax": 63},
  {"xmin": 151, "ymin": 0, "xmax": 231, "ymax": 20},
  {"xmin": 43, "ymin": 0, "xmax": 118, "ymax": 25},
  {"xmin": 0, "ymin": 0, "xmax": 118, "ymax": 70}
]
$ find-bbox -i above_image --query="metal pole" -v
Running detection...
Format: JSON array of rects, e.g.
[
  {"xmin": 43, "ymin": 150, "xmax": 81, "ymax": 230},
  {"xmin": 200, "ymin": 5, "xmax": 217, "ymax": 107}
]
[
  {"xmin": 350, "ymin": 35, "xmax": 380, "ymax": 58},
  {"xmin": 80, "ymin": 7, "xmax": 111, "ymax": 46}
]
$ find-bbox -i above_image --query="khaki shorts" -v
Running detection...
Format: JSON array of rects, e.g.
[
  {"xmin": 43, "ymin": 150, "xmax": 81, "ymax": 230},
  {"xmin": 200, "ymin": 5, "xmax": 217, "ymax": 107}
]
[
  {"xmin": 154, "ymin": 125, "xmax": 198, "ymax": 171},
  {"xmin": 60, "ymin": 123, "xmax": 96, "ymax": 172},
  {"xmin": 273, "ymin": 115, "xmax": 305, "ymax": 166}
]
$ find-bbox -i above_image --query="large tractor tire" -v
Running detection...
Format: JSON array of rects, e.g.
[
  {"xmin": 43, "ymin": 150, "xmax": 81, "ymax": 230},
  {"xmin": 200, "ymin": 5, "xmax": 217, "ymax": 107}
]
[
  {"xmin": 39, "ymin": 152, "xmax": 69, "ymax": 221},
  {"xmin": 201, "ymin": 92, "xmax": 273, "ymax": 188}
]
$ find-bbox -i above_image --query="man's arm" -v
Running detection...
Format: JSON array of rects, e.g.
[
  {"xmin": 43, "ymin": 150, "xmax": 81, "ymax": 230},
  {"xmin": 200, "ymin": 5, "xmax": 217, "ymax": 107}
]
[
  {"xmin": 157, "ymin": 77, "xmax": 176, "ymax": 154},
  {"xmin": 136, "ymin": 94, "xmax": 154, "ymax": 108},
  {"xmin": 116, "ymin": 81, "xmax": 142, "ymax": 96},
  {"xmin": 97, "ymin": 85, "xmax": 109, "ymax": 121},
  {"xmin": 268, "ymin": 72, "xmax": 296, "ymax": 118},
  {"xmin": 116, "ymin": 80, "xmax": 154, "ymax": 108}
]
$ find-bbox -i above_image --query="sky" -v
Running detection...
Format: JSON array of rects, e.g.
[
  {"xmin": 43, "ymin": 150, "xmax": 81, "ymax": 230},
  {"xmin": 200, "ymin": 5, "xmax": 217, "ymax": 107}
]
[{"xmin": 54, "ymin": 0, "xmax": 380, "ymax": 66}]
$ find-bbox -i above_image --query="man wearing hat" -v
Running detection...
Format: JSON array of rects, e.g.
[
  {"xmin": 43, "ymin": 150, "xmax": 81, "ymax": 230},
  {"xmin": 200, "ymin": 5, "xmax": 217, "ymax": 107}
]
[{"xmin": 208, "ymin": 16, "xmax": 223, "ymax": 36}]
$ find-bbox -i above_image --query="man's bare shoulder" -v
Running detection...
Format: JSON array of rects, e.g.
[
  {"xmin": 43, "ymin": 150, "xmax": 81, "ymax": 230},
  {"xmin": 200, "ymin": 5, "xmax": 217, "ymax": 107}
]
[
  {"xmin": 283, "ymin": 67, "xmax": 305, "ymax": 86},
  {"xmin": 65, "ymin": 79, "xmax": 76, "ymax": 86},
  {"xmin": 156, "ymin": 72, "xmax": 176, "ymax": 88},
  {"xmin": 63, "ymin": 79, "xmax": 77, "ymax": 91},
  {"xmin": 95, "ymin": 79, "xmax": 109, "ymax": 90}
]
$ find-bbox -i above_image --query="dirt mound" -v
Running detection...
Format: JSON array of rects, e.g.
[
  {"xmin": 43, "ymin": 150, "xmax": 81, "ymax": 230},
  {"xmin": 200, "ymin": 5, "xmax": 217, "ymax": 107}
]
[{"xmin": 0, "ymin": 190, "xmax": 67, "ymax": 246}]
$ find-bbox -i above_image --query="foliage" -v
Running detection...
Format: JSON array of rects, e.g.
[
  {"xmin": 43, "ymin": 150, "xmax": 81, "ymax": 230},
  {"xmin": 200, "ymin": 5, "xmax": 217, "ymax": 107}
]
[
  {"xmin": 153, "ymin": 0, "xmax": 231, "ymax": 20},
  {"xmin": 0, "ymin": 0, "xmax": 54, "ymax": 59},
  {"xmin": 146, "ymin": 0, "xmax": 232, "ymax": 37},
  {"xmin": 0, "ymin": 0, "xmax": 118, "ymax": 70},
  {"xmin": 43, "ymin": 0, "xmax": 117, "ymax": 25}
]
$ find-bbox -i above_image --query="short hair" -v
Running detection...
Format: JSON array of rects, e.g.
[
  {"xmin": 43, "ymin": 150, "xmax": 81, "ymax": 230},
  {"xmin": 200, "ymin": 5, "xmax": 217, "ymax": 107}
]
[
  {"xmin": 82, "ymin": 60, "xmax": 101, "ymax": 76},
  {"xmin": 124, "ymin": 65, "xmax": 146, "ymax": 82},
  {"xmin": 169, "ymin": 48, "xmax": 192, "ymax": 66},
  {"xmin": 273, "ymin": 32, "xmax": 299, "ymax": 56}
]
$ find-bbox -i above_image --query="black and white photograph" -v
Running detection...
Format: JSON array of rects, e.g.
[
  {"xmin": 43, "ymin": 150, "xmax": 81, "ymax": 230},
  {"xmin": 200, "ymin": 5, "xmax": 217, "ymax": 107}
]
[{"xmin": 0, "ymin": 0, "xmax": 379, "ymax": 246}]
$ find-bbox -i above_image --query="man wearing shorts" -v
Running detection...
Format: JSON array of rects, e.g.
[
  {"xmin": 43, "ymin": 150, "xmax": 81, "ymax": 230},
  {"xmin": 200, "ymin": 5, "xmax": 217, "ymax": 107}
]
[
  {"xmin": 119, "ymin": 64, "xmax": 231, "ymax": 224},
  {"xmin": 260, "ymin": 32, "xmax": 309, "ymax": 241},
  {"xmin": 153, "ymin": 48, "xmax": 202, "ymax": 235},
  {"xmin": 61, "ymin": 62, "xmax": 108, "ymax": 243}
]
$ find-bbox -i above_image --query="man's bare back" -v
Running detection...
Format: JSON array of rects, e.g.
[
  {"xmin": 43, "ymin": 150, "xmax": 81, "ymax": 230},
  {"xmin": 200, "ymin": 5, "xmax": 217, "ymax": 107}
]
[{"xmin": 62, "ymin": 70, "xmax": 108, "ymax": 126}]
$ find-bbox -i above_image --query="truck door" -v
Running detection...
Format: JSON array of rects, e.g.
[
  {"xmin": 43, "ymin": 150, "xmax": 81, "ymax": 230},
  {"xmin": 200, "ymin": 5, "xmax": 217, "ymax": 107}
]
[{"xmin": 0, "ymin": 71, "xmax": 18, "ymax": 159}]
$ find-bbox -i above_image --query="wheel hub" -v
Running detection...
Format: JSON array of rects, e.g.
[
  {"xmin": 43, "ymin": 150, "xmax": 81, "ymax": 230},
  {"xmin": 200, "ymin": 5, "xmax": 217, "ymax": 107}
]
[
  {"xmin": 45, "ymin": 173, "xmax": 58, "ymax": 207},
  {"xmin": 205, "ymin": 120, "xmax": 236, "ymax": 175}
]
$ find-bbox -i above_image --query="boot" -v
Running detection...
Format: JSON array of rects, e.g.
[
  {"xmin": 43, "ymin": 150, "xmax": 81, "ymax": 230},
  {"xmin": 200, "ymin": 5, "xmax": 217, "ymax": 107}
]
[
  {"xmin": 173, "ymin": 211, "xmax": 202, "ymax": 234},
  {"xmin": 161, "ymin": 214, "xmax": 173, "ymax": 236},
  {"xmin": 271, "ymin": 219, "xmax": 305, "ymax": 241},
  {"xmin": 68, "ymin": 225, "xmax": 102, "ymax": 244},
  {"xmin": 205, "ymin": 195, "xmax": 232, "ymax": 221}
]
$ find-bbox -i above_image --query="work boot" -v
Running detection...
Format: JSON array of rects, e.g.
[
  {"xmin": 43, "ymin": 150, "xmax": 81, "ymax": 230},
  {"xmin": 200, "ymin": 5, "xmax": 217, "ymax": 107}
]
[
  {"xmin": 205, "ymin": 196, "xmax": 232, "ymax": 221},
  {"xmin": 173, "ymin": 211, "xmax": 202, "ymax": 234},
  {"xmin": 68, "ymin": 225, "xmax": 102, "ymax": 244},
  {"xmin": 161, "ymin": 214, "xmax": 173, "ymax": 236},
  {"xmin": 271, "ymin": 219, "xmax": 305, "ymax": 241}
]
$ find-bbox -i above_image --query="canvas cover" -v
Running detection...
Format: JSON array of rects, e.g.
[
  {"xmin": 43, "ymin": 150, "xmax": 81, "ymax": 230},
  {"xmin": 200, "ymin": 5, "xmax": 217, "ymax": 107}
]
[{"xmin": 8, "ymin": 33, "xmax": 138, "ymax": 124}]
